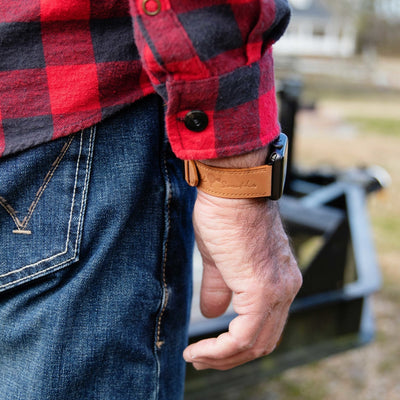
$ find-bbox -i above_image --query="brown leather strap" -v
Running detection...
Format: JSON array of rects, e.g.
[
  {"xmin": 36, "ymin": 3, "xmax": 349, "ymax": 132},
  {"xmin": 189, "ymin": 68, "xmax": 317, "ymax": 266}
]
[{"xmin": 184, "ymin": 160, "xmax": 272, "ymax": 199}]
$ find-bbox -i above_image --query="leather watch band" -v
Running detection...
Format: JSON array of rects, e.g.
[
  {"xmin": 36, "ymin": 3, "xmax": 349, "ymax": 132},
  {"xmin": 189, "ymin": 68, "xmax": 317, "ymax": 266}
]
[{"xmin": 184, "ymin": 159, "xmax": 273, "ymax": 199}]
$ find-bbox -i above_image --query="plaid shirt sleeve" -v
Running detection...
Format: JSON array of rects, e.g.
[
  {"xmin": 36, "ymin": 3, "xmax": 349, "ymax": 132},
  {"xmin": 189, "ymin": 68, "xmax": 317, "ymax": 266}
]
[{"xmin": 130, "ymin": 0, "xmax": 290, "ymax": 160}]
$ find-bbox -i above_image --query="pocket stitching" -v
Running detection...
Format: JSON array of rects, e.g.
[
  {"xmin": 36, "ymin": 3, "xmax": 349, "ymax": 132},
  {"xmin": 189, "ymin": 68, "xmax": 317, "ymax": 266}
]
[
  {"xmin": 0, "ymin": 196, "xmax": 22, "ymax": 229},
  {"xmin": 21, "ymin": 135, "xmax": 75, "ymax": 230},
  {"xmin": 0, "ymin": 135, "xmax": 75, "ymax": 233},
  {"xmin": 0, "ymin": 127, "xmax": 95, "ymax": 290}
]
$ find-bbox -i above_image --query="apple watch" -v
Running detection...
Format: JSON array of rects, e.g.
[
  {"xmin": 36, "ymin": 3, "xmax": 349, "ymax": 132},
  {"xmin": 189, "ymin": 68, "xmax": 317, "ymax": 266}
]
[{"xmin": 184, "ymin": 133, "xmax": 288, "ymax": 200}]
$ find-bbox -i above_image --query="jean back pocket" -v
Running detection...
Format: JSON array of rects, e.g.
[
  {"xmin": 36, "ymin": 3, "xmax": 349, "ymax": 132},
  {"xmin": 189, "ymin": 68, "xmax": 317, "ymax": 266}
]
[{"xmin": 0, "ymin": 129, "xmax": 95, "ymax": 293}]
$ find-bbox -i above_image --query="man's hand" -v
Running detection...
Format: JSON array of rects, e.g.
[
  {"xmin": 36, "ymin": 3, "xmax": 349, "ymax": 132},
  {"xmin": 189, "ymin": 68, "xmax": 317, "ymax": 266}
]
[{"xmin": 183, "ymin": 148, "xmax": 302, "ymax": 371}]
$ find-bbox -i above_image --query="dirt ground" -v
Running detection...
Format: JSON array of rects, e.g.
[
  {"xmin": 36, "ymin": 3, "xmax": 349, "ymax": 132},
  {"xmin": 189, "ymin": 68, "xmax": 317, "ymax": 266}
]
[{"xmin": 249, "ymin": 90, "xmax": 400, "ymax": 399}]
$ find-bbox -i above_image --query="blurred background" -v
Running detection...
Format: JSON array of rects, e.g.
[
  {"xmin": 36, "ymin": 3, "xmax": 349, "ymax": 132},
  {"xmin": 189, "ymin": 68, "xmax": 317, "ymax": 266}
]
[
  {"xmin": 256, "ymin": 0, "xmax": 400, "ymax": 397},
  {"xmin": 187, "ymin": 0, "xmax": 400, "ymax": 398}
]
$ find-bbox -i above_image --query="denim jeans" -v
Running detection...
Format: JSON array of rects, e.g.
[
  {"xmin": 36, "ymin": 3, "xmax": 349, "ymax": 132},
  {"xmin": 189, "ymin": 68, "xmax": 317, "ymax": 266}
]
[{"xmin": 0, "ymin": 95, "xmax": 196, "ymax": 399}]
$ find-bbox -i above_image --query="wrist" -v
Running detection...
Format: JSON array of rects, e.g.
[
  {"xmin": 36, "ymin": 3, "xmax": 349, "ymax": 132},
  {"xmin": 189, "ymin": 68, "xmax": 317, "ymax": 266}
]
[
  {"xmin": 200, "ymin": 146, "xmax": 269, "ymax": 169},
  {"xmin": 195, "ymin": 189, "xmax": 277, "ymax": 215}
]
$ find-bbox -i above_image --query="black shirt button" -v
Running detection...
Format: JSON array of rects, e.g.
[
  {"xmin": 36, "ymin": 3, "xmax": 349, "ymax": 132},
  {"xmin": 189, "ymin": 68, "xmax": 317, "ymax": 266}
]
[{"xmin": 184, "ymin": 111, "xmax": 208, "ymax": 132}]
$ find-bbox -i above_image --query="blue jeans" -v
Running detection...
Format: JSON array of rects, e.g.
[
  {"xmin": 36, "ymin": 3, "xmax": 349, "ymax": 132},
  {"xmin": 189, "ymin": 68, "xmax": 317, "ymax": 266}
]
[{"xmin": 0, "ymin": 95, "xmax": 196, "ymax": 399}]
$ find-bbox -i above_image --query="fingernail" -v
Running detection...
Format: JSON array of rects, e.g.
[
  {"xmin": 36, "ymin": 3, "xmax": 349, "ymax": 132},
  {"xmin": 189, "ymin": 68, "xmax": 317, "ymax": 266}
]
[{"xmin": 183, "ymin": 350, "xmax": 196, "ymax": 362}]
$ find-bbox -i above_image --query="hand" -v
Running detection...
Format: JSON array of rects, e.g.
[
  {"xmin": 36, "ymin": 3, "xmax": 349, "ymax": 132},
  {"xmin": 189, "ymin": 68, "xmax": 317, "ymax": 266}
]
[{"xmin": 183, "ymin": 190, "xmax": 302, "ymax": 370}]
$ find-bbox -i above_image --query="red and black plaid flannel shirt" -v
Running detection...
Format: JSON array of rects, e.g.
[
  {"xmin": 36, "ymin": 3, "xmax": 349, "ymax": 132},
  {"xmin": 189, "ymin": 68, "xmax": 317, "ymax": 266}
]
[{"xmin": 0, "ymin": 0, "xmax": 290, "ymax": 159}]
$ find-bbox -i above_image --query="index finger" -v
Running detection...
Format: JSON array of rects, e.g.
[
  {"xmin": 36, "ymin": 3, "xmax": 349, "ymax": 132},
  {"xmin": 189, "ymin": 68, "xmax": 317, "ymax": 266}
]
[{"xmin": 184, "ymin": 313, "xmax": 267, "ymax": 361}]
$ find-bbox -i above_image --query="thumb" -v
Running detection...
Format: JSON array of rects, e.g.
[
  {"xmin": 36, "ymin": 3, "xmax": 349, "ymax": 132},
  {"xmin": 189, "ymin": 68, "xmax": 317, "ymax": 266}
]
[{"xmin": 200, "ymin": 260, "xmax": 232, "ymax": 318}]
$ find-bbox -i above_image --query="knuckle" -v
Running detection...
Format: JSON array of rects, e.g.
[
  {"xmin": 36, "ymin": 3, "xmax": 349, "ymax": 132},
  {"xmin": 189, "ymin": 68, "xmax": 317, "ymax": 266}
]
[
  {"xmin": 290, "ymin": 265, "xmax": 303, "ymax": 294},
  {"xmin": 266, "ymin": 261, "xmax": 302, "ymax": 302},
  {"xmin": 282, "ymin": 263, "xmax": 303, "ymax": 298},
  {"xmin": 238, "ymin": 337, "xmax": 255, "ymax": 352},
  {"xmin": 261, "ymin": 347, "xmax": 274, "ymax": 357},
  {"xmin": 262, "ymin": 343, "xmax": 277, "ymax": 357},
  {"xmin": 251, "ymin": 347, "xmax": 264, "ymax": 359},
  {"xmin": 249, "ymin": 344, "xmax": 274, "ymax": 359}
]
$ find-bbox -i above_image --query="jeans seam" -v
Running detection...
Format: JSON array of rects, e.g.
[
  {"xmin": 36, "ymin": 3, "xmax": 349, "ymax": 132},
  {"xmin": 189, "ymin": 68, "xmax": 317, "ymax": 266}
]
[
  {"xmin": 153, "ymin": 134, "xmax": 172, "ymax": 400},
  {"xmin": 155, "ymin": 153, "xmax": 171, "ymax": 349},
  {"xmin": 156, "ymin": 172, "xmax": 171, "ymax": 349},
  {"xmin": 0, "ymin": 128, "xmax": 95, "ymax": 290}
]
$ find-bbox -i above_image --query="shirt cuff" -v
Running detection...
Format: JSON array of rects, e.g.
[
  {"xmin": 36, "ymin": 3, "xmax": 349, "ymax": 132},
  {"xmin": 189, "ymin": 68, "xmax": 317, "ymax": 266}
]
[{"xmin": 164, "ymin": 50, "xmax": 281, "ymax": 160}]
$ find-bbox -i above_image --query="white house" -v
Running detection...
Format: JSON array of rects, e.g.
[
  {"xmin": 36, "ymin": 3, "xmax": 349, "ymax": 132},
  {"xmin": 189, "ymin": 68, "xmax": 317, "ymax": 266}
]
[{"xmin": 274, "ymin": 0, "xmax": 357, "ymax": 57}]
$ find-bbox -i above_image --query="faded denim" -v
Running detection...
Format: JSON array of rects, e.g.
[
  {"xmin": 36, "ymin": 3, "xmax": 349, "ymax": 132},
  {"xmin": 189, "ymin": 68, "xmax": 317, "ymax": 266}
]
[{"xmin": 0, "ymin": 95, "xmax": 196, "ymax": 399}]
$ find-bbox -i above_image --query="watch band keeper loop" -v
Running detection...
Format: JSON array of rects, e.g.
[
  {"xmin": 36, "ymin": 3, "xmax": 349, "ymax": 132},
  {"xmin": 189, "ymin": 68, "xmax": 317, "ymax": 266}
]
[{"xmin": 184, "ymin": 160, "xmax": 199, "ymax": 187}]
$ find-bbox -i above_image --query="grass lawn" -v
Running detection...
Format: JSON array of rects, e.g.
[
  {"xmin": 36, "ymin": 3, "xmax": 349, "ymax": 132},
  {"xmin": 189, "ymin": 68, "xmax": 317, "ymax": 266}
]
[{"xmin": 348, "ymin": 116, "xmax": 400, "ymax": 136}]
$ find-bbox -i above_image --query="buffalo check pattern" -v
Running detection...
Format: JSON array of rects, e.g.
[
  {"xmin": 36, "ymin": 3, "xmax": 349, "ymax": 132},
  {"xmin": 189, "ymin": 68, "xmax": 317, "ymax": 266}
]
[{"xmin": 0, "ymin": 0, "xmax": 290, "ymax": 159}]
